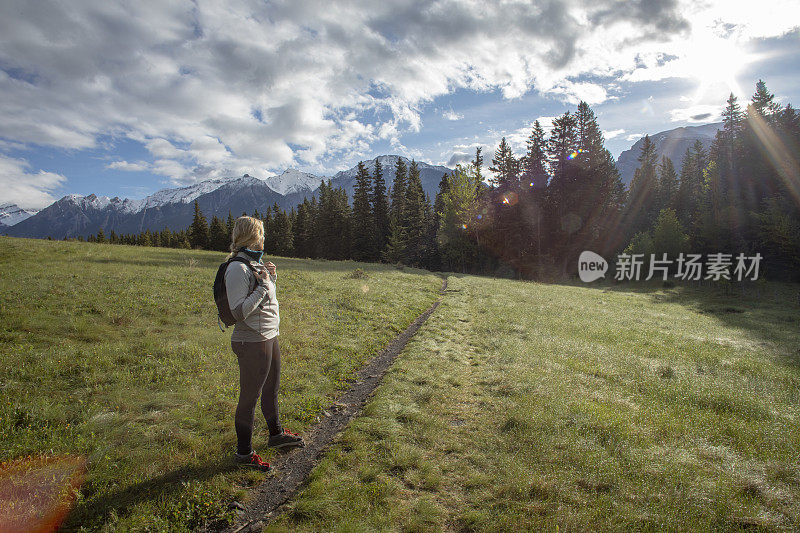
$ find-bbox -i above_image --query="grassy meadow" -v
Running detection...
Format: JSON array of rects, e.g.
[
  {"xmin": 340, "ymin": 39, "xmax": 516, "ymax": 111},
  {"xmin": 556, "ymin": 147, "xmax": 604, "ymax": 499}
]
[
  {"xmin": 0, "ymin": 236, "xmax": 443, "ymax": 531},
  {"xmin": 2, "ymin": 236, "xmax": 799, "ymax": 532},
  {"xmin": 266, "ymin": 273, "xmax": 800, "ymax": 531}
]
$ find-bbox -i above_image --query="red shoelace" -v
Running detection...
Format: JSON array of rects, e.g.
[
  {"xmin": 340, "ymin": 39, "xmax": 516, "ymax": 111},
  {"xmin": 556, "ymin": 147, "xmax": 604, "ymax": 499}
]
[
  {"xmin": 282, "ymin": 428, "xmax": 300, "ymax": 437},
  {"xmin": 250, "ymin": 453, "xmax": 270, "ymax": 468}
]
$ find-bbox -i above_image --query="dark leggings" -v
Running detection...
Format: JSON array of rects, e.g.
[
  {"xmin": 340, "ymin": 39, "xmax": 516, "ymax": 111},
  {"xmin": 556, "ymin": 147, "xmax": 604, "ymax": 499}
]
[{"xmin": 231, "ymin": 336, "xmax": 282, "ymax": 455}]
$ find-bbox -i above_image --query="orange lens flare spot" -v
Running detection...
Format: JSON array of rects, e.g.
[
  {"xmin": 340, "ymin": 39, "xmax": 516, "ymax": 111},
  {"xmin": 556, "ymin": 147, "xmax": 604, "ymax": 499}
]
[
  {"xmin": 501, "ymin": 191, "xmax": 519, "ymax": 206},
  {"xmin": 0, "ymin": 454, "xmax": 87, "ymax": 533}
]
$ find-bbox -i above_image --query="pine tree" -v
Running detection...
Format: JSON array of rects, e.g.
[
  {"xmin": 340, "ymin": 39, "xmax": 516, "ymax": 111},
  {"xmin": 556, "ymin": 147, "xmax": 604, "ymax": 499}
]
[
  {"xmin": 293, "ymin": 198, "xmax": 313, "ymax": 258},
  {"xmin": 96, "ymin": 227, "xmax": 106, "ymax": 243},
  {"xmin": 226, "ymin": 211, "xmax": 235, "ymax": 241},
  {"xmin": 421, "ymin": 194, "xmax": 437, "ymax": 269},
  {"xmin": 288, "ymin": 206, "xmax": 297, "ymax": 256},
  {"xmin": 371, "ymin": 158, "xmax": 391, "ymax": 261},
  {"xmin": 271, "ymin": 205, "xmax": 294, "ymax": 257},
  {"xmin": 382, "ymin": 217, "xmax": 407, "ymax": 264},
  {"xmin": 160, "ymin": 227, "xmax": 172, "ymax": 248},
  {"xmin": 543, "ymin": 110, "xmax": 579, "ymax": 270},
  {"xmin": 626, "ymin": 134, "xmax": 659, "ymax": 235},
  {"xmin": 308, "ymin": 195, "xmax": 320, "ymax": 258},
  {"xmin": 489, "ymin": 137, "xmax": 519, "ymax": 189},
  {"xmin": 332, "ymin": 184, "xmax": 352, "ymax": 260},
  {"xmin": 750, "ymin": 79, "xmax": 780, "ymax": 117},
  {"xmin": 722, "ymin": 92, "xmax": 744, "ymax": 135},
  {"xmin": 263, "ymin": 205, "xmax": 275, "ymax": 254},
  {"xmin": 428, "ymin": 176, "xmax": 449, "ymax": 271},
  {"xmin": 433, "ymin": 172, "xmax": 450, "ymax": 230},
  {"xmin": 715, "ymin": 92, "xmax": 744, "ymax": 203},
  {"xmin": 438, "ymin": 164, "xmax": 480, "ymax": 272},
  {"xmin": 657, "ymin": 156, "xmax": 679, "ymax": 212},
  {"xmin": 208, "ymin": 215, "xmax": 228, "ymax": 251},
  {"xmin": 471, "ymin": 146, "xmax": 485, "ymax": 195},
  {"xmin": 573, "ymin": 102, "xmax": 626, "ymax": 259},
  {"xmin": 674, "ymin": 141, "xmax": 707, "ymax": 233},
  {"xmin": 390, "ymin": 158, "xmax": 408, "ymax": 228},
  {"xmin": 651, "ymin": 208, "xmax": 689, "ymax": 259},
  {"xmin": 402, "ymin": 160, "xmax": 428, "ymax": 266},
  {"xmin": 138, "ymin": 230, "xmax": 151, "ymax": 247},
  {"xmin": 351, "ymin": 161, "xmax": 375, "ymax": 261},
  {"xmin": 547, "ymin": 111, "xmax": 578, "ymax": 180},
  {"xmin": 521, "ymin": 120, "xmax": 549, "ymax": 189},
  {"xmin": 189, "ymin": 200, "xmax": 209, "ymax": 249},
  {"xmin": 315, "ymin": 180, "xmax": 352, "ymax": 259}
]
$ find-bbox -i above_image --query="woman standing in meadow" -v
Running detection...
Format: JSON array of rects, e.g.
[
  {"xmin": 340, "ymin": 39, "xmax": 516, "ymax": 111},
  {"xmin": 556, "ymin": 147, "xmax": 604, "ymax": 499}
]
[{"xmin": 224, "ymin": 216, "xmax": 304, "ymax": 471}]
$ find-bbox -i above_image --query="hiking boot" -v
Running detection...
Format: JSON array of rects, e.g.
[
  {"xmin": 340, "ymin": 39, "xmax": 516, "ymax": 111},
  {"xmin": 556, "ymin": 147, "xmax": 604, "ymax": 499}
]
[
  {"xmin": 234, "ymin": 450, "xmax": 271, "ymax": 471},
  {"xmin": 268, "ymin": 428, "xmax": 305, "ymax": 449}
]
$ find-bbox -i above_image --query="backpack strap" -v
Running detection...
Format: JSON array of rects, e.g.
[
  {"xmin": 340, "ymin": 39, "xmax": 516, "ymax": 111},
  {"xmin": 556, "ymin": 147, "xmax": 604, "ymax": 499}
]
[{"xmin": 228, "ymin": 256, "xmax": 270, "ymax": 303}]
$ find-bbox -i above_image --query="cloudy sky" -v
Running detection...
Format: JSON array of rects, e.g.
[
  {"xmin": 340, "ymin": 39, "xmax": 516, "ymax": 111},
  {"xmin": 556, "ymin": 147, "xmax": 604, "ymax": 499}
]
[{"xmin": 1, "ymin": 0, "xmax": 798, "ymax": 210}]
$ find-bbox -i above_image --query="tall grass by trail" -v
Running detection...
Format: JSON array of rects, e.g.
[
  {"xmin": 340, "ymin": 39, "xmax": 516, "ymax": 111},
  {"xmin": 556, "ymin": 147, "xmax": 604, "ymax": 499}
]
[
  {"xmin": 0, "ymin": 236, "xmax": 442, "ymax": 531},
  {"xmin": 267, "ymin": 274, "xmax": 800, "ymax": 532}
]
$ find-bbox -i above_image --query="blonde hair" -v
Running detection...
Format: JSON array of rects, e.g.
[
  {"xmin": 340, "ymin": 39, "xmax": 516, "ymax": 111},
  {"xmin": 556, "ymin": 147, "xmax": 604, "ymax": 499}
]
[{"xmin": 225, "ymin": 216, "xmax": 264, "ymax": 261}]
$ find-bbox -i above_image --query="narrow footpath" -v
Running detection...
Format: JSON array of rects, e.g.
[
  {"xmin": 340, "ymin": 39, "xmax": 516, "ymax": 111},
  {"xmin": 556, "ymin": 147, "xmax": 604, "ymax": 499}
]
[{"xmin": 200, "ymin": 275, "xmax": 448, "ymax": 533}]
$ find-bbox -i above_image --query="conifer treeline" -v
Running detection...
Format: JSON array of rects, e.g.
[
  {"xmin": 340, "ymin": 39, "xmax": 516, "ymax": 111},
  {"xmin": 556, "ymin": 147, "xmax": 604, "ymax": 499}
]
[
  {"xmin": 623, "ymin": 80, "xmax": 799, "ymax": 280},
  {"xmin": 80, "ymin": 79, "xmax": 798, "ymax": 281}
]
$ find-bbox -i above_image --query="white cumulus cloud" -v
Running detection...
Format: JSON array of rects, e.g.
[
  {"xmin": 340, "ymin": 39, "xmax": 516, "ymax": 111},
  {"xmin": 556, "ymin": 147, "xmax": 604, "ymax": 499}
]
[
  {"xmin": 0, "ymin": 155, "xmax": 67, "ymax": 209},
  {"xmin": 106, "ymin": 160, "xmax": 150, "ymax": 172},
  {"xmin": 0, "ymin": 0, "xmax": 796, "ymax": 205},
  {"xmin": 603, "ymin": 129, "xmax": 626, "ymax": 140}
]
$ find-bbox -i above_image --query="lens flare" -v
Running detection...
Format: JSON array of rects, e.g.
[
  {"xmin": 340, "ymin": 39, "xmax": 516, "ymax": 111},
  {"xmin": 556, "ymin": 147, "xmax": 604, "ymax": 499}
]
[
  {"xmin": 501, "ymin": 191, "xmax": 519, "ymax": 206},
  {"xmin": 567, "ymin": 148, "xmax": 585, "ymax": 160},
  {"xmin": 461, "ymin": 223, "xmax": 467, "ymax": 229},
  {"xmin": 0, "ymin": 454, "xmax": 87, "ymax": 533}
]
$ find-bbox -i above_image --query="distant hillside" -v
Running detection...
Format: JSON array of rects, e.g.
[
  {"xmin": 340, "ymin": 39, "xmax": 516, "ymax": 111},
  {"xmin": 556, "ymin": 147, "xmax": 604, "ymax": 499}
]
[
  {"xmin": 0, "ymin": 203, "xmax": 38, "ymax": 227},
  {"xmin": 616, "ymin": 123, "xmax": 722, "ymax": 186}
]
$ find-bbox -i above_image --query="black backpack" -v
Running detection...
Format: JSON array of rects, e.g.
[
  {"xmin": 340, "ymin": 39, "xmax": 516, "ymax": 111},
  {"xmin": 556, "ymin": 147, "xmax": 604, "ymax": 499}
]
[{"xmin": 213, "ymin": 256, "xmax": 269, "ymax": 331}]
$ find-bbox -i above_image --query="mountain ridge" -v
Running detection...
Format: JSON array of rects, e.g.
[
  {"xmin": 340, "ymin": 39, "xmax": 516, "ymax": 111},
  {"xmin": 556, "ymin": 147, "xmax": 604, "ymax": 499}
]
[
  {"xmin": 2, "ymin": 156, "xmax": 453, "ymax": 239},
  {"xmin": 616, "ymin": 122, "xmax": 723, "ymax": 185},
  {"xmin": 0, "ymin": 203, "xmax": 39, "ymax": 227}
]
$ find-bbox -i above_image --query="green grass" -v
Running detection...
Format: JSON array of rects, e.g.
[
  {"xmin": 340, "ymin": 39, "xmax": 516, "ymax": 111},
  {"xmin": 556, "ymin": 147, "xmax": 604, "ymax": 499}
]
[
  {"xmin": 266, "ymin": 274, "xmax": 800, "ymax": 532},
  {"xmin": 0, "ymin": 236, "xmax": 442, "ymax": 531}
]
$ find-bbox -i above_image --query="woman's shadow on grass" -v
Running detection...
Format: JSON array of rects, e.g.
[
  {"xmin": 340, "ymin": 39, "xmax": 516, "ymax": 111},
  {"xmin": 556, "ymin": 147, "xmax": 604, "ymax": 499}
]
[{"xmin": 61, "ymin": 459, "xmax": 241, "ymax": 531}]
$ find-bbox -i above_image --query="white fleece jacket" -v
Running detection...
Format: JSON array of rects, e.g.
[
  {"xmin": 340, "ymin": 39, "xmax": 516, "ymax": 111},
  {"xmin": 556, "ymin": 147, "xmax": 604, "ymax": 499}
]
[{"xmin": 224, "ymin": 251, "xmax": 279, "ymax": 341}]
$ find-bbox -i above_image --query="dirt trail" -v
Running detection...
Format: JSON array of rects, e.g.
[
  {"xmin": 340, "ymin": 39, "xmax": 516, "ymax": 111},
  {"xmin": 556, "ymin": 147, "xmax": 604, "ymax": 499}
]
[{"xmin": 200, "ymin": 275, "xmax": 448, "ymax": 533}]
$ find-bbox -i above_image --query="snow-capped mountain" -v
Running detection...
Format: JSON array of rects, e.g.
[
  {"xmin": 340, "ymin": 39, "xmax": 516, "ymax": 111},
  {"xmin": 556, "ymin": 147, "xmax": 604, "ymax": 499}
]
[
  {"xmin": 3, "ymin": 156, "xmax": 455, "ymax": 240},
  {"xmin": 264, "ymin": 169, "xmax": 324, "ymax": 195},
  {"xmin": 0, "ymin": 203, "xmax": 39, "ymax": 227},
  {"xmin": 616, "ymin": 122, "xmax": 723, "ymax": 186},
  {"xmin": 123, "ymin": 176, "xmax": 252, "ymax": 213},
  {"xmin": 3, "ymin": 175, "xmax": 287, "ymax": 239}
]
